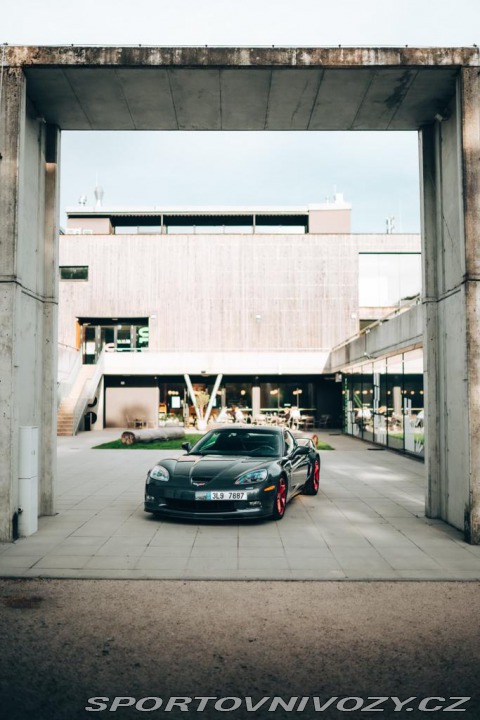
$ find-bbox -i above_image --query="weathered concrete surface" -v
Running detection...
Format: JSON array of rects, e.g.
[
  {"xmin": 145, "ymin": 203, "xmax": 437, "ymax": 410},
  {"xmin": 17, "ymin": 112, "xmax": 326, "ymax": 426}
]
[
  {"xmin": 4, "ymin": 46, "xmax": 478, "ymax": 131},
  {"xmin": 0, "ymin": 68, "xmax": 26, "ymax": 542},
  {"xmin": 419, "ymin": 69, "xmax": 480, "ymax": 542},
  {"xmin": 0, "ymin": 68, "xmax": 59, "ymax": 541},
  {"xmin": 0, "ymin": 579, "xmax": 479, "ymax": 720},
  {"xmin": 461, "ymin": 68, "xmax": 480, "ymax": 544}
]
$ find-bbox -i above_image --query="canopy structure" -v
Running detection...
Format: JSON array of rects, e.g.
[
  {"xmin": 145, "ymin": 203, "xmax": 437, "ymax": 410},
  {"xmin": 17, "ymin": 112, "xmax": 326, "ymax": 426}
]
[{"xmin": 0, "ymin": 45, "xmax": 479, "ymax": 542}]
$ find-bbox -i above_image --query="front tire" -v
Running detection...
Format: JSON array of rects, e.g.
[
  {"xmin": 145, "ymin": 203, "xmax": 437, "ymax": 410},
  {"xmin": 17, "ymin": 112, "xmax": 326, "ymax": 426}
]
[
  {"xmin": 271, "ymin": 476, "xmax": 287, "ymax": 520},
  {"xmin": 303, "ymin": 456, "xmax": 320, "ymax": 495}
]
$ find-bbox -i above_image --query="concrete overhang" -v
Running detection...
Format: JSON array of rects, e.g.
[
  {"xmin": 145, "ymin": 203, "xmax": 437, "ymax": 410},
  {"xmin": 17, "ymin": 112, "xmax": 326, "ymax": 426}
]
[
  {"xmin": 327, "ymin": 302, "xmax": 424, "ymax": 373},
  {"xmin": 6, "ymin": 46, "xmax": 479, "ymax": 131}
]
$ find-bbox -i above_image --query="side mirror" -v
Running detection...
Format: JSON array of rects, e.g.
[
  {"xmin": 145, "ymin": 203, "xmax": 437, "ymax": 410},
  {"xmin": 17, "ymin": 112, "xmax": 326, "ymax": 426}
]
[
  {"xmin": 181, "ymin": 442, "xmax": 192, "ymax": 452},
  {"xmin": 294, "ymin": 444, "xmax": 310, "ymax": 456}
]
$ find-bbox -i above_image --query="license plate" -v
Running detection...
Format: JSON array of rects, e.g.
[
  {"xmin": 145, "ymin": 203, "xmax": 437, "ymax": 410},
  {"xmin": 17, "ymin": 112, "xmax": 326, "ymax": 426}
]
[{"xmin": 196, "ymin": 491, "xmax": 248, "ymax": 501}]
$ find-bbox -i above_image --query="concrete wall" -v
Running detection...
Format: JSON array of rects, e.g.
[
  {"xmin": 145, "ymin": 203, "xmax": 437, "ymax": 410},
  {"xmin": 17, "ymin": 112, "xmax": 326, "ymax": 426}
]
[
  {"xmin": 0, "ymin": 69, "xmax": 59, "ymax": 541},
  {"xmin": 66, "ymin": 217, "xmax": 112, "ymax": 234},
  {"xmin": 309, "ymin": 208, "xmax": 351, "ymax": 234},
  {"xmin": 58, "ymin": 233, "xmax": 360, "ymax": 354},
  {"xmin": 105, "ymin": 387, "xmax": 159, "ymax": 428}
]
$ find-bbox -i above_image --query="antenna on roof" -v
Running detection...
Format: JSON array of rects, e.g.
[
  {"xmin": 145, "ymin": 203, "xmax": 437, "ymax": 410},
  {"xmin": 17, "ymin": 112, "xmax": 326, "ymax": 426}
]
[{"xmin": 94, "ymin": 176, "xmax": 104, "ymax": 209}]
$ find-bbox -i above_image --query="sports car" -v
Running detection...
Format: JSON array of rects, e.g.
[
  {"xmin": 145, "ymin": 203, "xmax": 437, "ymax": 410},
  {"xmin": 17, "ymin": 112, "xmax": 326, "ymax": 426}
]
[{"xmin": 144, "ymin": 425, "xmax": 320, "ymax": 521}]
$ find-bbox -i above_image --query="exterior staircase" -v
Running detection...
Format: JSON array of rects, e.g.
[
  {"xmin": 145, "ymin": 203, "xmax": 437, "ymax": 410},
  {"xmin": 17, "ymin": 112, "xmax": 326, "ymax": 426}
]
[
  {"xmin": 57, "ymin": 355, "xmax": 105, "ymax": 436},
  {"xmin": 57, "ymin": 404, "xmax": 76, "ymax": 436}
]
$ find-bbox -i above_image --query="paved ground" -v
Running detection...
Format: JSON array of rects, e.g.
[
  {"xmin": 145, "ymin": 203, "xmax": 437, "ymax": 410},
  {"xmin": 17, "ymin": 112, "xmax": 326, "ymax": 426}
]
[
  {"xmin": 2, "ymin": 435, "xmax": 480, "ymax": 719},
  {"xmin": 1, "ymin": 430, "xmax": 480, "ymax": 579},
  {"xmin": 0, "ymin": 579, "xmax": 479, "ymax": 720}
]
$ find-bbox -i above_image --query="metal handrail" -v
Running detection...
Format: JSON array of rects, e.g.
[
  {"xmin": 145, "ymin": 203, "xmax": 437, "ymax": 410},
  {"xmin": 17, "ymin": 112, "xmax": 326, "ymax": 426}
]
[{"xmin": 71, "ymin": 349, "xmax": 106, "ymax": 434}]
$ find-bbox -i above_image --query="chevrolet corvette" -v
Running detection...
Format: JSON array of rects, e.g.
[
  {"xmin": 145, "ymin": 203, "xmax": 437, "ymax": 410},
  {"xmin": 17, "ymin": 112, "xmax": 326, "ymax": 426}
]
[{"xmin": 144, "ymin": 425, "xmax": 320, "ymax": 521}]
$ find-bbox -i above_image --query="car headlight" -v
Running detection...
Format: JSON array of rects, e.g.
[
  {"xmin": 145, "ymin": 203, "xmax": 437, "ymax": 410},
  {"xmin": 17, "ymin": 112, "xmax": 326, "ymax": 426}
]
[
  {"xmin": 235, "ymin": 469, "xmax": 268, "ymax": 485},
  {"xmin": 148, "ymin": 465, "xmax": 170, "ymax": 482}
]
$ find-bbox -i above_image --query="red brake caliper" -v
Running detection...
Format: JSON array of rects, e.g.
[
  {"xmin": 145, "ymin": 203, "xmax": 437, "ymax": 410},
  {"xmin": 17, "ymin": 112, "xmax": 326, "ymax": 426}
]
[{"xmin": 277, "ymin": 480, "xmax": 286, "ymax": 514}]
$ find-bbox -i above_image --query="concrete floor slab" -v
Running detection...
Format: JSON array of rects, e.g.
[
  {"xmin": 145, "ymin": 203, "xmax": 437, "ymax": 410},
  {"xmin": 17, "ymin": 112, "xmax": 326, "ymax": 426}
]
[{"xmin": 1, "ymin": 429, "xmax": 480, "ymax": 579}]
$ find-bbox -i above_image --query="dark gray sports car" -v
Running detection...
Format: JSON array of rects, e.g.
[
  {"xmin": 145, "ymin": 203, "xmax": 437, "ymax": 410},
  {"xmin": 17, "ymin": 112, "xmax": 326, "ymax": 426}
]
[{"xmin": 144, "ymin": 426, "xmax": 320, "ymax": 521}]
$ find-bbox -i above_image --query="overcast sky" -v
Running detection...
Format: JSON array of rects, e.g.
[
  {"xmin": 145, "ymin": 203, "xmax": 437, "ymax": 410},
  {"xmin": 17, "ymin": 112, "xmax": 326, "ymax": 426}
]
[{"xmin": 3, "ymin": 0, "xmax": 480, "ymax": 232}]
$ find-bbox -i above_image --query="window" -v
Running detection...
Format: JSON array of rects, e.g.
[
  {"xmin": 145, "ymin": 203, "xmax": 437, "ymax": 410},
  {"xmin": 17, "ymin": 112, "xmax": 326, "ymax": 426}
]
[{"xmin": 60, "ymin": 266, "xmax": 88, "ymax": 281}]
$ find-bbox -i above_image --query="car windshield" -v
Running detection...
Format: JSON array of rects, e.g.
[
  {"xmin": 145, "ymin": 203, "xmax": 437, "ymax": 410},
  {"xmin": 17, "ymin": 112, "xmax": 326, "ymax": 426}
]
[{"xmin": 191, "ymin": 430, "xmax": 281, "ymax": 457}]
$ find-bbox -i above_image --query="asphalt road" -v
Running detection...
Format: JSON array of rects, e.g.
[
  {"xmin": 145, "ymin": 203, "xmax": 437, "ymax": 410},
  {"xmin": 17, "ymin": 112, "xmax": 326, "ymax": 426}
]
[{"xmin": 0, "ymin": 579, "xmax": 479, "ymax": 720}]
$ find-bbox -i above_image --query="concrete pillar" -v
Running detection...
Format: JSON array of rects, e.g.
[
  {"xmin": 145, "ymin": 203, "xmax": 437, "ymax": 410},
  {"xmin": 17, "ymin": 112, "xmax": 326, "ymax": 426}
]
[
  {"xmin": 0, "ymin": 68, "xmax": 59, "ymax": 541},
  {"xmin": 252, "ymin": 386, "xmax": 261, "ymax": 418},
  {"xmin": 460, "ymin": 68, "xmax": 480, "ymax": 544},
  {"xmin": 419, "ymin": 69, "xmax": 480, "ymax": 543},
  {"xmin": 0, "ymin": 68, "xmax": 26, "ymax": 541},
  {"xmin": 40, "ymin": 125, "xmax": 61, "ymax": 516}
]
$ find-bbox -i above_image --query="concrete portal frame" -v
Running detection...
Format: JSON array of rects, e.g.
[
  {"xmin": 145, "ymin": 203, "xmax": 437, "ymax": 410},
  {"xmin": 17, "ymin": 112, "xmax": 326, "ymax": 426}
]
[{"xmin": 0, "ymin": 46, "xmax": 479, "ymax": 542}]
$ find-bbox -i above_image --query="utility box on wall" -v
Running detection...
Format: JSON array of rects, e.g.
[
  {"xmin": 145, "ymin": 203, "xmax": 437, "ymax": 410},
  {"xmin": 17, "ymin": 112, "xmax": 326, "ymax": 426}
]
[{"xmin": 18, "ymin": 426, "xmax": 39, "ymax": 537}]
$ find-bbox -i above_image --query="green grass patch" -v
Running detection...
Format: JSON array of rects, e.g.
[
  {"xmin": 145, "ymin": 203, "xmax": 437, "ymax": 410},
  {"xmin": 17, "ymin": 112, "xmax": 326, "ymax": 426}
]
[
  {"xmin": 316, "ymin": 440, "xmax": 334, "ymax": 450},
  {"xmin": 94, "ymin": 434, "xmax": 334, "ymax": 451}
]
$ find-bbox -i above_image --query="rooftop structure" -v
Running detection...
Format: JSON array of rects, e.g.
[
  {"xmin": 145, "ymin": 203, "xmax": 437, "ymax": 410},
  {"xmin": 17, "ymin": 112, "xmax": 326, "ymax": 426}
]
[{"xmin": 65, "ymin": 194, "xmax": 352, "ymax": 235}]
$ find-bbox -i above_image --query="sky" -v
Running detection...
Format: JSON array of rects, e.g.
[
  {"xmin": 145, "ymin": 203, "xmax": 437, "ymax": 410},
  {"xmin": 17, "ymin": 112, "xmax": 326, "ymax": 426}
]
[{"xmin": 3, "ymin": 0, "xmax": 480, "ymax": 232}]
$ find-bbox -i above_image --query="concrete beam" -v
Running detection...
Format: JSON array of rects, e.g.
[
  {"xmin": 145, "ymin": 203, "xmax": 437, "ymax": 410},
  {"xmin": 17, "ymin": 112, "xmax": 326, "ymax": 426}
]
[
  {"xmin": 7, "ymin": 46, "xmax": 479, "ymax": 68},
  {"xmin": 3, "ymin": 46, "xmax": 477, "ymax": 132}
]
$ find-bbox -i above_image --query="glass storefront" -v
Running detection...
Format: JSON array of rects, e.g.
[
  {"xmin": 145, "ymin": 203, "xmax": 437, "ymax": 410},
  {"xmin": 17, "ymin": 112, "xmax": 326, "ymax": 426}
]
[
  {"xmin": 343, "ymin": 348, "xmax": 424, "ymax": 458},
  {"xmin": 101, "ymin": 374, "xmax": 343, "ymax": 429}
]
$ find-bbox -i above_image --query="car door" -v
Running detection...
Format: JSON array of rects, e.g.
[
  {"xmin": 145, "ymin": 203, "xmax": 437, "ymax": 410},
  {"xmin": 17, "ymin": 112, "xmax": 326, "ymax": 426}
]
[{"xmin": 284, "ymin": 430, "xmax": 309, "ymax": 492}]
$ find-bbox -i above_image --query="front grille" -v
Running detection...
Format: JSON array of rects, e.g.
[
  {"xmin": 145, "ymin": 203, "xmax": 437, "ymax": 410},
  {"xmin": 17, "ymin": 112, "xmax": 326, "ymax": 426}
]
[{"xmin": 166, "ymin": 499, "xmax": 237, "ymax": 513}]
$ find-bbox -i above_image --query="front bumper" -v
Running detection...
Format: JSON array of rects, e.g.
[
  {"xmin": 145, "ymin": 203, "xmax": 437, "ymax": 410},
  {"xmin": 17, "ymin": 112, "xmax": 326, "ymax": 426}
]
[{"xmin": 144, "ymin": 484, "xmax": 274, "ymax": 520}]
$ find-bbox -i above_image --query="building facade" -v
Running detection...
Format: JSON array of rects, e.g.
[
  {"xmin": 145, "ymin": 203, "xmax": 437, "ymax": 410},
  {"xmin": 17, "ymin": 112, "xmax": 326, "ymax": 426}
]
[{"xmin": 57, "ymin": 195, "xmax": 422, "ymax": 439}]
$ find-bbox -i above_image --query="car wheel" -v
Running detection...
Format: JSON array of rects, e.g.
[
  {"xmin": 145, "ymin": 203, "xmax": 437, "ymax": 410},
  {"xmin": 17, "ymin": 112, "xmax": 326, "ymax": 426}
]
[
  {"xmin": 271, "ymin": 476, "xmax": 287, "ymax": 520},
  {"xmin": 303, "ymin": 456, "xmax": 320, "ymax": 495}
]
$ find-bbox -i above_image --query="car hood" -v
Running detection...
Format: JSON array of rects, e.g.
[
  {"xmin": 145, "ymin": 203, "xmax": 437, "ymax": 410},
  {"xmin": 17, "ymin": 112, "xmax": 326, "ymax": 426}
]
[{"xmin": 162, "ymin": 453, "xmax": 273, "ymax": 487}]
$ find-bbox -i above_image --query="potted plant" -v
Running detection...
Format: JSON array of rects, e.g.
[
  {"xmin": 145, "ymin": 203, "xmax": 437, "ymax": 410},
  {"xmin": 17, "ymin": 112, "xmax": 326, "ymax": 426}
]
[{"xmin": 195, "ymin": 390, "xmax": 210, "ymax": 431}]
